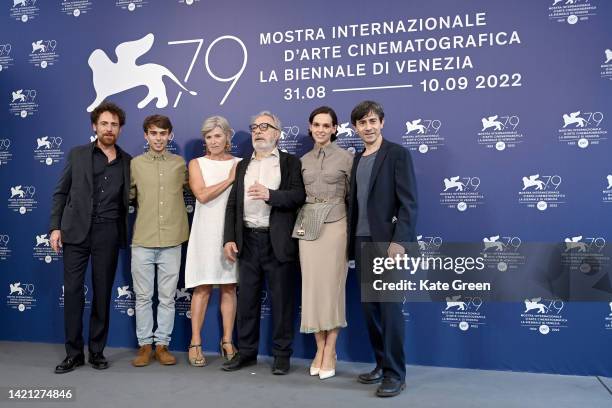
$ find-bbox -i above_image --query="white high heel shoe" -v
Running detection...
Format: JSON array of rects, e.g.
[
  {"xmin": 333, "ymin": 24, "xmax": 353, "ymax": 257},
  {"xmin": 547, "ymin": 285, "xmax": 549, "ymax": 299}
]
[
  {"xmin": 318, "ymin": 355, "xmax": 337, "ymax": 380},
  {"xmin": 310, "ymin": 352, "xmax": 324, "ymax": 376}
]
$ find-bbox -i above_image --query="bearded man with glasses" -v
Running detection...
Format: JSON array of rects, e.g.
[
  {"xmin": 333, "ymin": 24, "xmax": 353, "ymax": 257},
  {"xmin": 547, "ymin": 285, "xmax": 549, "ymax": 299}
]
[{"xmin": 222, "ymin": 111, "xmax": 305, "ymax": 375}]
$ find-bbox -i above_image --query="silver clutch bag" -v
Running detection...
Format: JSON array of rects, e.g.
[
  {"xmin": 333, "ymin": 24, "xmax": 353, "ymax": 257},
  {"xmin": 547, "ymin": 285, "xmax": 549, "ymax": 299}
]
[{"xmin": 292, "ymin": 203, "xmax": 335, "ymax": 241}]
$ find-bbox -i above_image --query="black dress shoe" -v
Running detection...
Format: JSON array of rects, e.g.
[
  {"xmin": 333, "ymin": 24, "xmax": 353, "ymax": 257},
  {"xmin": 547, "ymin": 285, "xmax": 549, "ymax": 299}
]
[
  {"xmin": 55, "ymin": 355, "xmax": 84, "ymax": 374},
  {"xmin": 88, "ymin": 352, "xmax": 109, "ymax": 370},
  {"xmin": 376, "ymin": 377, "xmax": 406, "ymax": 398},
  {"xmin": 221, "ymin": 352, "xmax": 257, "ymax": 372},
  {"xmin": 357, "ymin": 367, "xmax": 383, "ymax": 384},
  {"xmin": 271, "ymin": 356, "xmax": 290, "ymax": 375}
]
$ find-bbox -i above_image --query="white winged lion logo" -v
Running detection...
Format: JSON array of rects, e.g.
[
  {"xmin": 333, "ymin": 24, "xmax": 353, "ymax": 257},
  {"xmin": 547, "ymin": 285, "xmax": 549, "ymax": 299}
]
[{"xmin": 86, "ymin": 33, "xmax": 197, "ymax": 112}]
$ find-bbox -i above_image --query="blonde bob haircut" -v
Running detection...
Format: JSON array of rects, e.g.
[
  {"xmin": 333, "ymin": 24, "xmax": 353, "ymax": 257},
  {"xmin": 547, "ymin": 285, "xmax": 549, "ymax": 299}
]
[
  {"xmin": 201, "ymin": 115, "xmax": 232, "ymax": 153},
  {"xmin": 201, "ymin": 115, "xmax": 233, "ymax": 139}
]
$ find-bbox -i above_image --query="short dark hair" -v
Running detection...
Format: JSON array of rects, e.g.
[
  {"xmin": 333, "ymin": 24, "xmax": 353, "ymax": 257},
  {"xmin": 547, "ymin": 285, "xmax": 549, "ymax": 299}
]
[
  {"xmin": 90, "ymin": 101, "xmax": 126, "ymax": 127},
  {"xmin": 350, "ymin": 100, "xmax": 384, "ymax": 125},
  {"xmin": 308, "ymin": 106, "xmax": 339, "ymax": 142},
  {"xmin": 143, "ymin": 114, "xmax": 173, "ymax": 133}
]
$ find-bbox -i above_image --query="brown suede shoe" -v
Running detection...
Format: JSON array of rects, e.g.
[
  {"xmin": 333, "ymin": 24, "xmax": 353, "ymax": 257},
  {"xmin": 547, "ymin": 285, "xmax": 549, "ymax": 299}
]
[
  {"xmin": 132, "ymin": 344, "xmax": 154, "ymax": 367},
  {"xmin": 155, "ymin": 345, "xmax": 177, "ymax": 365}
]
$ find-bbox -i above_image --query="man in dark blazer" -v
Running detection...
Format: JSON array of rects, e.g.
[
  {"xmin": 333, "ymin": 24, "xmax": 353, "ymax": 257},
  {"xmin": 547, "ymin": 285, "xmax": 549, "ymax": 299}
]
[
  {"xmin": 348, "ymin": 100, "xmax": 418, "ymax": 397},
  {"xmin": 49, "ymin": 101, "xmax": 132, "ymax": 373},
  {"xmin": 222, "ymin": 111, "xmax": 305, "ymax": 375}
]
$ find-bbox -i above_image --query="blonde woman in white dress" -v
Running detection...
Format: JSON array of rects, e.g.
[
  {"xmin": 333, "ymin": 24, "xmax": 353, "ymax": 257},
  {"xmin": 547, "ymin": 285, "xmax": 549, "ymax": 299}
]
[{"xmin": 185, "ymin": 116, "xmax": 240, "ymax": 366}]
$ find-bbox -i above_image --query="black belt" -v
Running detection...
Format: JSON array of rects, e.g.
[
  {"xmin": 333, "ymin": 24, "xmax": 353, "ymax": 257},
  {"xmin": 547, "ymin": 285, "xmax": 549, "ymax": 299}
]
[
  {"xmin": 245, "ymin": 226, "xmax": 270, "ymax": 233},
  {"xmin": 92, "ymin": 216, "xmax": 119, "ymax": 224}
]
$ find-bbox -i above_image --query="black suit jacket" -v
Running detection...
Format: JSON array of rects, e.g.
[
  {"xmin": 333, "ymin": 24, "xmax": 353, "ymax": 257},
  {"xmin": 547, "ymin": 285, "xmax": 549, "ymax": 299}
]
[
  {"xmin": 348, "ymin": 138, "xmax": 418, "ymax": 258},
  {"xmin": 49, "ymin": 141, "xmax": 132, "ymax": 247},
  {"xmin": 224, "ymin": 150, "xmax": 305, "ymax": 263}
]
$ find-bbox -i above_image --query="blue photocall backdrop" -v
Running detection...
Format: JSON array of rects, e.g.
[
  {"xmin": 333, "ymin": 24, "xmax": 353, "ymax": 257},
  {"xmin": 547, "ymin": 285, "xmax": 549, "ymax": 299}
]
[{"xmin": 1, "ymin": 0, "xmax": 611, "ymax": 376}]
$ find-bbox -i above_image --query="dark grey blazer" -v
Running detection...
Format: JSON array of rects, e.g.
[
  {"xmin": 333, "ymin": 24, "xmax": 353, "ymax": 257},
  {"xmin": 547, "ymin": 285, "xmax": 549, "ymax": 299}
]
[
  {"xmin": 49, "ymin": 141, "xmax": 132, "ymax": 247},
  {"xmin": 347, "ymin": 138, "xmax": 418, "ymax": 258},
  {"xmin": 223, "ymin": 150, "xmax": 305, "ymax": 263}
]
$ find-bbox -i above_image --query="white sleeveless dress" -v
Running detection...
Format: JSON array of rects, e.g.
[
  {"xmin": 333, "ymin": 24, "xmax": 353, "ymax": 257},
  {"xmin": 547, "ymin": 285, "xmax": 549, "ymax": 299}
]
[{"xmin": 185, "ymin": 157, "xmax": 240, "ymax": 288}]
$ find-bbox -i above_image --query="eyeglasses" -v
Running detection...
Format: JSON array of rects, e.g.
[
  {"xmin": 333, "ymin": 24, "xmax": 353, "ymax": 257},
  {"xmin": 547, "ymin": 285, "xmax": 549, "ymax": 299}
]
[{"xmin": 249, "ymin": 122, "xmax": 278, "ymax": 132}]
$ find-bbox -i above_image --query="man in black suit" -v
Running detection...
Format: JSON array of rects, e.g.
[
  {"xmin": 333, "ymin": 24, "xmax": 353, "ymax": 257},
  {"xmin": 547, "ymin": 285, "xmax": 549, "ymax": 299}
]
[
  {"xmin": 49, "ymin": 101, "xmax": 132, "ymax": 373},
  {"xmin": 222, "ymin": 111, "xmax": 305, "ymax": 374},
  {"xmin": 348, "ymin": 101, "xmax": 418, "ymax": 397}
]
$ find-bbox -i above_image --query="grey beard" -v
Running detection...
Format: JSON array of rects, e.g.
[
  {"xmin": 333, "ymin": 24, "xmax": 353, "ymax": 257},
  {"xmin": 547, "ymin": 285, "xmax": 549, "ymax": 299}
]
[{"xmin": 253, "ymin": 140, "xmax": 275, "ymax": 153}]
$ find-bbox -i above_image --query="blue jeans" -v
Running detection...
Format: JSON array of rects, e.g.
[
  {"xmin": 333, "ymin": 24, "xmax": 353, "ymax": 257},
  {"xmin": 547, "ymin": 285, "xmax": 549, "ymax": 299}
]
[{"xmin": 131, "ymin": 245, "xmax": 181, "ymax": 346}]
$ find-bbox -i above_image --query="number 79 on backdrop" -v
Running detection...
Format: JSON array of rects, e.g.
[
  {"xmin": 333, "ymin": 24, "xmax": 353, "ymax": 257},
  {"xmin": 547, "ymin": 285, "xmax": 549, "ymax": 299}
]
[{"xmin": 168, "ymin": 36, "xmax": 248, "ymax": 106}]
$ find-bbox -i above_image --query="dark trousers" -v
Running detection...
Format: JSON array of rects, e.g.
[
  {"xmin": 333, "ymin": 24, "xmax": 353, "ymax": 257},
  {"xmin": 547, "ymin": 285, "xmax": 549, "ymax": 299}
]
[
  {"xmin": 62, "ymin": 222, "xmax": 120, "ymax": 357},
  {"xmin": 236, "ymin": 229, "xmax": 295, "ymax": 358},
  {"xmin": 354, "ymin": 236, "xmax": 406, "ymax": 381}
]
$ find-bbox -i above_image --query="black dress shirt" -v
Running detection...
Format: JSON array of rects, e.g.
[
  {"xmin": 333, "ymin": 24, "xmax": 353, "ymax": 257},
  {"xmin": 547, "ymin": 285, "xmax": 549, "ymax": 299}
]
[{"xmin": 92, "ymin": 146, "xmax": 125, "ymax": 222}]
